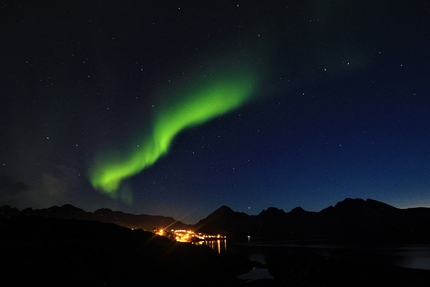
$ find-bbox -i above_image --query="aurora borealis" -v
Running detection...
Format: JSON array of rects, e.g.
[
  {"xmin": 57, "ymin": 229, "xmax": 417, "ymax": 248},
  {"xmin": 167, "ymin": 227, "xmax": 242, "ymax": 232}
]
[
  {"xmin": 2, "ymin": 1, "xmax": 430, "ymax": 223},
  {"xmin": 89, "ymin": 60, "xmax": 258, "ymax": 197}
]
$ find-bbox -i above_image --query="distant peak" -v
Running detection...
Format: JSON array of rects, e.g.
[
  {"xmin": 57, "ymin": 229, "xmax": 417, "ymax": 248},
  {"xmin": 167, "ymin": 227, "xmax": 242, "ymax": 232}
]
[
  {"xmin": 267, "ymin": 207, "xmax": 284, "ymax": 212},
  {"xmin": 95, "ymin": 208, "xmax": 113, "ymax": 213},
  {"xmin": 334, "ymin": 198, "xmax": 396, "ymax": 209},
  {"xmin": 365, "ymin": 198, "xmax": 397, "ymax": 210},
  {"xmin": 290, "ymin": 206, "xmax": 307, "ymax": 214},
  {"xmin": 336, "ymin": 198, "xmax": 365, "ymax": 205},
  {"xmin": 333, "ymin": 198, "xmax": 365, "ymax": 209},
  {"xmin": 259, "ymin": 207, "xmax": 285, "ymax": 217},
  {"xmin": 61, "ymin": 203, "xmax": 78, "ymax": 209},
  {"xmin": 320, "ymin": 198, "xmax": 398, "ymax": 216},
  {"xmin": 61, "ymin": 204, "xmax": 86, "ymax": 212},
  {"xmin": 216, "ymin": 205, "xmax": 234, "ymax": 213}
]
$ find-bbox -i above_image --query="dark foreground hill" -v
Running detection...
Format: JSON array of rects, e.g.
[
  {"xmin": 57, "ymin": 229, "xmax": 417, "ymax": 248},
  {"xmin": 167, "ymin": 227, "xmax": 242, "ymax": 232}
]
[{"xmin": 0, "ymin": 215, "xmax": 253, "ymax": 286}]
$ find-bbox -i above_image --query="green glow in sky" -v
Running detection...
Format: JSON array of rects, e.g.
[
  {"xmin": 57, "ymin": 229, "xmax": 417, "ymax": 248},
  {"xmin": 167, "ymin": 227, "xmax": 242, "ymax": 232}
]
[{"xmin": 88, "ymin": 60, "xmax": 259, "ymax": 197}]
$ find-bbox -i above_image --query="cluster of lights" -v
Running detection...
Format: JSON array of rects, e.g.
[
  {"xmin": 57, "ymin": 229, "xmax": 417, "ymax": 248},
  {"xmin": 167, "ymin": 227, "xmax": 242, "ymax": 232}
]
[
  {"xmin": 202, "ymin": 234, "xmax": 227, "ymax": 239},
  {"xmin": 154, "ymin": 228, "xmax": 226, "ymax": 243},
  {"xmin": 173, "ymin": 230, "xmax": 202, "ymax": 242}
]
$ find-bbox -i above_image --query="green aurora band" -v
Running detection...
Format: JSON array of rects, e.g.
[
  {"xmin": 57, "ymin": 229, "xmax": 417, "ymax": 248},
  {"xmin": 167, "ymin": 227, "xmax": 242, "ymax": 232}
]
[{"xmin": 88, "ymin": 60, "xmax": 260, "ymax": 198}]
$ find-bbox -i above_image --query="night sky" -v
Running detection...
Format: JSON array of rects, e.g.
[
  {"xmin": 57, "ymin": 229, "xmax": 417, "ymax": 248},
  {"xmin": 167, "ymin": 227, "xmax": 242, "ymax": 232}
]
[{"xmin": 2, "ymin": 1, "xmax": 430, "ymax": 224}]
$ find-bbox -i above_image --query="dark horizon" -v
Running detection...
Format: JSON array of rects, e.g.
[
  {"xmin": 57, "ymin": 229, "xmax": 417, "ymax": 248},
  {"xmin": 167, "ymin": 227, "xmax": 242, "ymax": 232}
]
[{"xmin": 2, "ymin": 196, "xmax": 429, "ymax": 225}]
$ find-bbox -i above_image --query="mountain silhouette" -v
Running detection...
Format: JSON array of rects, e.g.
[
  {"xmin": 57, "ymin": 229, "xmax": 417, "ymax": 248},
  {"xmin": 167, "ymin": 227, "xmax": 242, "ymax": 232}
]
[
  {"xmin": 1, "ymin": 198, "xmax": 430, "ymax": 243},
  {"xmin": 193, "ymin": 198, "xmax": 430, "ymax": 243},
  {"xmin": 1, "ymin": 204, "xmax": 192, "ymax": 232},
  {"xmin": 193, "ymin": 205, "xmax": 255, "ymax": 239}
]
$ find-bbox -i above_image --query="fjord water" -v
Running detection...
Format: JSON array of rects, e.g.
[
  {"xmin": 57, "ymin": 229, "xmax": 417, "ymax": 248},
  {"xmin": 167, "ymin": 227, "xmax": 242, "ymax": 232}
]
[
  {"xmin": 241, "ymin": 242, "xmax": 430, "ymax": 271},
  {"xmin": 207, "ymin": 240, "xmax": 430, "ymax": 282},
  {"xmin": 193, "ymin": 239, "xmax": 228, "ymax": 254},
  {"xmin": 198, "ymin": 239, "xmax": 430, "ymax": 283},
  {"xmin": 381, "ymin": 244, "xmax": 430, "ymax": 270}
]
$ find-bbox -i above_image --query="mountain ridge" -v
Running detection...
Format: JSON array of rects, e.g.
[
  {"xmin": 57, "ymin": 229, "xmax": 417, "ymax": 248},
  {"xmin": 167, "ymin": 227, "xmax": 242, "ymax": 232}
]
[
  {"xmin": 0, "ymin": 204, "xmax": 192, "ymax": 231},
  {"xmin": 1, "ymin": 197, "xmax": 430, "ymax": 243},
  {"xmin": 193, "ymin": 198, "xmax": 430, "ymax": 242}
]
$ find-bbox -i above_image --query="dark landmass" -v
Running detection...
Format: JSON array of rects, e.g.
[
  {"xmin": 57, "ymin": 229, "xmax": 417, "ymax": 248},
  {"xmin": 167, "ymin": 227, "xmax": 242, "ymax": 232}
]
[
  {"xmin": 1, "ymin": 198, "xmax": 430, "ymax": 286},
  {"xmin": 195, "ymin": 198, "xmax": 430, "ymax": 243},
  {"xmin": 3, "ymin": 198, "xmax": 430, "ymax": 244},
  {"xmin": 0, "ymin": 214, "xmax": 254, "ymax": 286},
  {"xmin": 0, "ymin": 204, "xmax": 192, "ymax": 231}
]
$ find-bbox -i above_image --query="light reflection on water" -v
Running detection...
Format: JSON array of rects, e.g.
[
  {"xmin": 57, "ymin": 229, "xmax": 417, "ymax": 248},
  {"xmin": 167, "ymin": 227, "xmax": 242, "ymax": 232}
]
[
  {"xmin": 192, "ymin": 240, "xmax": 273, "ymax": 281},
  {"xmin": 386, "ymin": 246, "xmax": 430, "ymax": 270},
  {"xmin": 192, "ymin": 239, "xmax": 227, "ymax": 254}
]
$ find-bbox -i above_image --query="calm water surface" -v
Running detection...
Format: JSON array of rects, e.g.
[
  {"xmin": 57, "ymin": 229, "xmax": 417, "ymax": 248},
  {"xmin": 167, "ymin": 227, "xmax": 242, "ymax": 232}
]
[
  {"xmin": 198, "ymin": 240, "xmax": 430, "ymax": 281},
  {"xmin": 197, "ymin": 240, "xmax": 274, "ymax": 281},
  {"xmin": 242, "ymin": 242, "xmax": 430, "ymax": 271}
]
